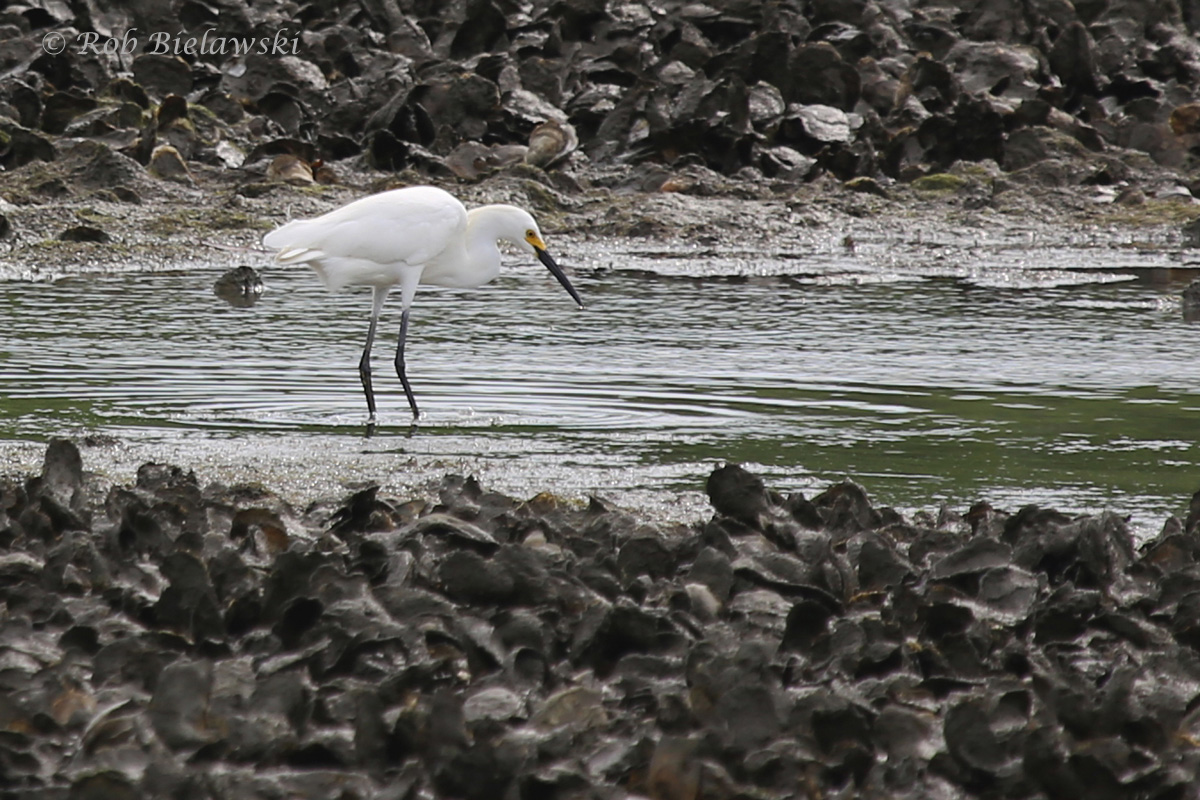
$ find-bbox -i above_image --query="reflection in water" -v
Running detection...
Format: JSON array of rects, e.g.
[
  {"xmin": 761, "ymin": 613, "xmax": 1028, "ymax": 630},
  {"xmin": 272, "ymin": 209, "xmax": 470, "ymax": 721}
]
[
  {"xmin": 1, "ymin": 236, "xmax": 1198, "ymax": 536},
  {"xmin": 1184, "ymin": 280, "xmax": 1200, "ymax": 323}
]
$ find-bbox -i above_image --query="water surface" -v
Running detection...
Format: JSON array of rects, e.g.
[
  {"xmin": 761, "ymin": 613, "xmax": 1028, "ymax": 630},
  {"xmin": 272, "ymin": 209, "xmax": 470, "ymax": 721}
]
[{"xmin": 2, "ymin": 225, "xmax": 1197, "ymax": 535}]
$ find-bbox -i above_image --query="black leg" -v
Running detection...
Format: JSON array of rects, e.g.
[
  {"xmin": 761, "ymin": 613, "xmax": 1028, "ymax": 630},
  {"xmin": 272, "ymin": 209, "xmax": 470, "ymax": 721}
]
[
  {"xmin": 394, "ymin": 307, "xmax": 419, "ymax": 419},
  {"xmin": 359, "ymin": 303, "xmax": 382, "ymax": 424}
]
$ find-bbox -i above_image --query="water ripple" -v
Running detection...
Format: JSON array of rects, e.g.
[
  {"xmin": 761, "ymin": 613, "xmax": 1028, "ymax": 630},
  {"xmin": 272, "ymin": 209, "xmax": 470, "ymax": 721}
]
[{"xmin": 2, "ymin": 236, "xmax": 1198, "ymax": 534}]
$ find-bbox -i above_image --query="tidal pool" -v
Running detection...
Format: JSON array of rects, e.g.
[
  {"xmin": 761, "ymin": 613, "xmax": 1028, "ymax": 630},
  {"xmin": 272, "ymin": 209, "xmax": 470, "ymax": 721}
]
[{"xmin": 2, "ymin": 222, "xmax": 1197, "ymax": 536}]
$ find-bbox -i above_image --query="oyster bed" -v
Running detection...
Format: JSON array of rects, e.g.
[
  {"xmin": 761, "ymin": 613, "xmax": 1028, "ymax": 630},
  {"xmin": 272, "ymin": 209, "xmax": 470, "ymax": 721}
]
[{"xmin": 3, "ymin": 440, "xmax": 1200, "ymax": 798}]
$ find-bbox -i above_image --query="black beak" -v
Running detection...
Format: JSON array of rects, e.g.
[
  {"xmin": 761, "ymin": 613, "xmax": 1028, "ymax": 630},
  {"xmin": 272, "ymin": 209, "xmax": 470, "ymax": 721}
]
[{"xmin": 537, "ymin": 247, "xmax": 585, "ymax": 310}]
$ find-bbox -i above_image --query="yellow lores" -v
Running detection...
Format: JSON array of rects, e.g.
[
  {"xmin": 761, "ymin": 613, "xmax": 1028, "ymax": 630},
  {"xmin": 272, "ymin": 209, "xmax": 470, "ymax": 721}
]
[{"xmin": 262, "ymin": 186, "xmax": 584, "ymax": 424}]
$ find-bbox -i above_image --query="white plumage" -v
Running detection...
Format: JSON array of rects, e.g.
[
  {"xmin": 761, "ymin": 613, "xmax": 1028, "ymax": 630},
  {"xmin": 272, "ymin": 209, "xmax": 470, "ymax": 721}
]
[{"xmin": 262, "ymin": 185, "xmax": 584, "ymax": 425}]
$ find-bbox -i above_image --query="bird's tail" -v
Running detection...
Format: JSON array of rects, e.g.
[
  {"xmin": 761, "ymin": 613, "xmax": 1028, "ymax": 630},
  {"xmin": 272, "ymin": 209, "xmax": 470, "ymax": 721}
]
[{"xmin": 262, "ymin": 220, "xmax": 319, "ymax": 265}]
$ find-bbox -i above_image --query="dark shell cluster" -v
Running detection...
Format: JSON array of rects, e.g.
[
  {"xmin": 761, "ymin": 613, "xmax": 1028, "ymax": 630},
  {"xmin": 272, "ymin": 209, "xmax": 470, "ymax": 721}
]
[
  {"xmin": 2, "ymin": 0, "xmax": 1200, "ymax": 196},
  {"xmin": 4, "ymin": 439, "xmax": 1200, "ymax": 798}
]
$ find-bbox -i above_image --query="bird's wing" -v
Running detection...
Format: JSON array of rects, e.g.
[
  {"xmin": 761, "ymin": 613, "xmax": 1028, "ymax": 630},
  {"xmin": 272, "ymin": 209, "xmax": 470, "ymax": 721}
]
[{"xmin": 263, "ymin": 187, "xmax": 468, "ymax": 267}]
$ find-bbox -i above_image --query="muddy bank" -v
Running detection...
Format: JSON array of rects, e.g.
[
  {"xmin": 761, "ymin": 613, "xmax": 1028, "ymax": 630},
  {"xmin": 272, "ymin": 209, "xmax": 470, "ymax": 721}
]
[
  {"xmin": 3, "ymin": 439, "xmax": 1200, "ymax": 798},
  {"xmin": 0, "ymin": 149, "xmax": 1196, "ymax": 286},
  {"xmin": 2, "ymin": 1, "xmax": 1200, "ymax": 275}
]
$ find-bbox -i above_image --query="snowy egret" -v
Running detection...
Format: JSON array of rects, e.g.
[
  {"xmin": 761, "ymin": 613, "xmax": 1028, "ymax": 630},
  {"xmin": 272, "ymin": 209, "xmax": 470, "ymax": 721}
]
[{"xmin": 262, "ymin": 185, "xmax": 584, "ymax": 424}]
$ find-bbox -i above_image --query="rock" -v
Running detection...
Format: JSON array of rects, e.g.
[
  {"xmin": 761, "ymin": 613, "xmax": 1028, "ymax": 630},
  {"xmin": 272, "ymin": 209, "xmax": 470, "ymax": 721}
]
[
  {"xmin": 0, "ymin": 119, "xmax": 57, "ymax": 168},
  {"xmin": 147, "ymin": 144, "xmax": 192, "ymax": 182},
  {"xmin": 445, "ymin": 141, "xmax": 527, "ymax": 181},
  {"xmin": 706, "ymin": 464, "xmax": 773, "ymax": 525},
  {"xmin": 41, "ymin": 91, "xmax": 97, "ymax": 135},
  {"xmin": 617, "ymin": 535, "xmax": 675, "ymax": 581},
  {"xmin": 222, "ymin": 55, "xmax": 328, "ymax": 107},
  {"xmin": 132, "ymin": 55, "xmax": 193, "ymax": 100},
  {"xmin": 646, "ymin": 737, "xmax": 701, "ymax": 800},
  {"xmin": 686, "ymin": 546, "xmax": 734, "ymax": 602},
  {"xmin": 811, "ymin": 480, "xmax": 879, "ymax": 533},
  {"xmin": 38, "ymin": 438, "xmax": 84, "ymax": 508},
  {"xmin": 436, "ymin": 549, "xmax": 517, "ymax": 604},
  {"xmin": 105, "ymin": 78, "xmax": 150, "ymax": 109},
  {"xmin": 71, "ymin": 142, "xmax": 148, "ymax": 190},
  {"xmin": 463, "ymin": 687, "xmax": 524, "ymax": 724},
  {"xmin": 758, "ymin": 145, "xmax": 817, "ymax": 181},
  {"xmin": 413, "ymin": 72, "xmax": 501, "ymax": 143},
  {"xmin": 155, "ymin": 94, "xmax": 188, "ymax": 131},
  {"xmin": 946, "ymin": 41, "xmax": 1042, "ymax": 101},
  {"xmin": 943, "ymin": 697, "xmax": 1009, "ymax": 777},
  {"xmin": 525, "ymin": 118, "xmax": 576, "ymax": 169},
  {"xmin": 930, "ymin": 538, "xmax": 1014, "ymax": 580},
  {"xmin": 213, "ymin": 266, "xmax": 264, "ymax": 308},
  {"xmin": 266, "ymin": 154, "xmax": 314, "ymax": 184},
  {"xmin": 148, "ymin": 660, "xmax": 217, "ymax": 749},
  {"xmin": 783, "ymin": 103, "xmax": 855, "ymax": 146},
  {"xmin": 57, "ymin": 225, "xmax": 111, "ymax": 243},
  {"xmin": 1049, "ymin": 21, "xmax": 1102, "ymax": 98},
  {"xmin": 155, "ymin": 552, "xmax": 224, "ymax": 641},
  {"xmin": 856, "ymin": 56, "xmax": 901, "ymax": 115},
  {"xmin": 785, "ymin": 43, "xmax": 860, "ymax": 109},
  {"xmin": 531, "ymin": 686, "xmax": 607, "ymax": 730},
  {"xmin": 4, "ymin": 79, "xmax": 43, "ymax": 129},
  {"xmin": 1170, "ymin": 103, "xmax": 1200, "ymax": 136},
  {"xmin": 845, "ymin": 175, "xmax": 890, "ymax": 197}
]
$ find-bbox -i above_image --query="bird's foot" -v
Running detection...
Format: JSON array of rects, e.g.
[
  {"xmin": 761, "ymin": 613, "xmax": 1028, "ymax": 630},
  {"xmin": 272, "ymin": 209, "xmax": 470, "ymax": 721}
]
[{"xmin": 403, "ymin": 408, "xmax": 420, "ymax": 437}]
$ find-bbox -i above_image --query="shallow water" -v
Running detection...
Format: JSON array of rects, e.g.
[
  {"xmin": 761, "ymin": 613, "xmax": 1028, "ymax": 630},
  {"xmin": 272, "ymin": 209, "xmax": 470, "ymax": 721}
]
[{"xmin": 2, "ymin": 225, "xmax": 1198, "ymax": 535}]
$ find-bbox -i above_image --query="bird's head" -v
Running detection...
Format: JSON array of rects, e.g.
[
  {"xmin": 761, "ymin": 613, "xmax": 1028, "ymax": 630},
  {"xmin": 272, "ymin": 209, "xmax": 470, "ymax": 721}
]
[
  {"xmin": 488, "ymin": 206, "xmax": 584, "ymax": 309},
  {"xmin": 492, "ymin": 207, "xmax": 545, "ymax": 256}
]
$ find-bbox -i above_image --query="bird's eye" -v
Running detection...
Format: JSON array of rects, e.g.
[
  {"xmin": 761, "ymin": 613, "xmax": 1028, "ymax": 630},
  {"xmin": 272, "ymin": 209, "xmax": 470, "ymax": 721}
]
[{"xmin": 526, "ymin": 229, "xmax": 535, "ymax": 238}]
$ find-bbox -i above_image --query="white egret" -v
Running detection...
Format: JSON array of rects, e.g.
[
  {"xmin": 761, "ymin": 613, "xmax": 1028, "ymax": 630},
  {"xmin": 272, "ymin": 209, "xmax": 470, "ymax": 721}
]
[{"xmin": 262, "ymin": 185, "xmax": 584, "ymax": 424}]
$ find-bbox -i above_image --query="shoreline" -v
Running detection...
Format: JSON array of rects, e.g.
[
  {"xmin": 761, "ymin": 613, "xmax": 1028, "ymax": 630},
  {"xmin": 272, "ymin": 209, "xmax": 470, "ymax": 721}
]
[
  {"xmin": 2, "ymin": 155, "xmax": 1198, "ymax": 283},
  {"xmin": 1, "ymin": 427, "xmax": 1186, "ymax": 545}
]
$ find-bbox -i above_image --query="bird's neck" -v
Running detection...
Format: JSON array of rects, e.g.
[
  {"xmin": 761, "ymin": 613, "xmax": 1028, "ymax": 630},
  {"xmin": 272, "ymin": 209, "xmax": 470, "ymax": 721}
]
[{"xmin": 464, "ymin": 208, "xmax": 505, "ymax": 273}]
